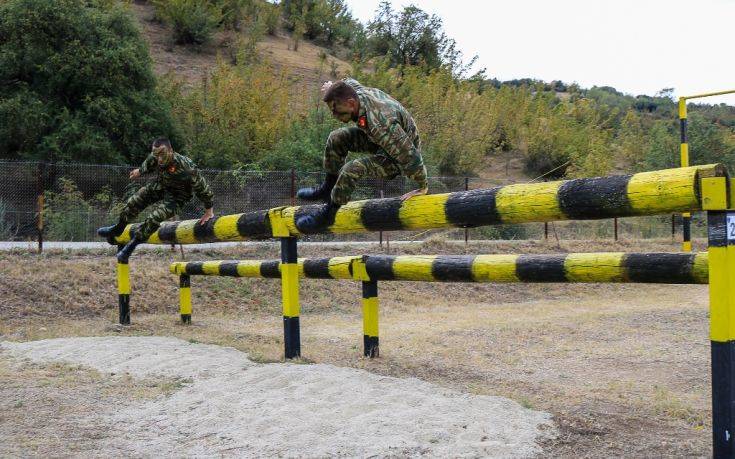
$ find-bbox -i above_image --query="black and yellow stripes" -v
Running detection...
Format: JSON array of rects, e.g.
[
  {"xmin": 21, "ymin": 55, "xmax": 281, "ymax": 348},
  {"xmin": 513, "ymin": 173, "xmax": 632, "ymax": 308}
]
[
  {"xmin": 362, "ymin": 279, "xmax": 379, "ymax": 358},
  {"xmin": 171, "ymin": 252, "xmax": 709, "ymax": 284},
  {"xmin": 708, "ymin": 211, "xmax": 735, "ymax": 456},
  {"xmin": 170, "ymin": 257, "xmax": 359, "ymax": 280},
  {"xmin": 281, "ymin": 238, "xmax": 300, "ymax": 359},
  {"xmin": 680, "ymin": 97, "xmax": 693, "ymax": 252},
  {"xmin": 179, "ymin": 274, "xmax": 192, "ymax": 324},
  {"xmin": 361, "ymin": 252, "xmax": 709, "ymax": 284},
  {"xmin": 116, "ymin": 261, "xmax": 131, "ymax": 325},
  {"xmin": 112, "ymin": 164, "xmax": 727, "ymax": 245}
]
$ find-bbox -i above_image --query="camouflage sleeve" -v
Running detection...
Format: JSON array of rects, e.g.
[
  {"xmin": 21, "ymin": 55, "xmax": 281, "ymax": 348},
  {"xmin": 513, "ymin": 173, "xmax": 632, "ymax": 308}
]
[
  {"xmin": 139, "ymin": 154, "xmax": 157, "ymax": 175},
  {"xmin": 373, "ymin": 121, "xmax": 428, "ymax": 190},
  {"xmin": 191, "ymin": 169, "xmax": 214, "ymax": 209}
]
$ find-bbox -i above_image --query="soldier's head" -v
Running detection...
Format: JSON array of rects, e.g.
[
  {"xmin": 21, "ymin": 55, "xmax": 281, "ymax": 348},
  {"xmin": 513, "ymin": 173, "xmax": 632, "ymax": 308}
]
[
  {"xmin": 152, "ymin": 138, "xmax": 174, "ymax": 167},
  {"xmin": 323, "ymin": 82, "xmax": 359, "ymax": 123}
]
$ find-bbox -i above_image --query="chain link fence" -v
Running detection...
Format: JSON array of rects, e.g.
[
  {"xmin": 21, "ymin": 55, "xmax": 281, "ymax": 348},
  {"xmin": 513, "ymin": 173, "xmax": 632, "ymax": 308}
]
[{"xmin": 0, "ymin": 160, "xmax": 701, "ymax": 245}]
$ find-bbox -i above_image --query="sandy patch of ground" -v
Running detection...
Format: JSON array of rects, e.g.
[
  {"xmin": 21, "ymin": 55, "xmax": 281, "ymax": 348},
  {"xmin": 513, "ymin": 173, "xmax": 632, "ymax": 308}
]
[{"xmin": 1, "ymin": 336, "xmax": 553, "ymax": 457}]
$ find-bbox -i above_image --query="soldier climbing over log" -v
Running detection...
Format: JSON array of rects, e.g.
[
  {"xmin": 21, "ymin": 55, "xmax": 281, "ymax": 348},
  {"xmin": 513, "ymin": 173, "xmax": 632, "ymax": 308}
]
[
  {"xmin": 295, "ymin": 78, "xmax": 429, "ymax": 232},
  {"xmin": 97, "ymin": 138, "xmax": 214, "ymax": 262}
]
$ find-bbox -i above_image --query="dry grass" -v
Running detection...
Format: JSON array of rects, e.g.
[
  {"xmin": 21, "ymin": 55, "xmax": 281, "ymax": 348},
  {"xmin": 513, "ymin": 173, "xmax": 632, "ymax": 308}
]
[
  {"xmin": 0, "ymin": 238, "xmax": 714, "ymax": 456},
  {"xmin": 0, "ymin": 357, "xmax": 189, "ymax": 457}
]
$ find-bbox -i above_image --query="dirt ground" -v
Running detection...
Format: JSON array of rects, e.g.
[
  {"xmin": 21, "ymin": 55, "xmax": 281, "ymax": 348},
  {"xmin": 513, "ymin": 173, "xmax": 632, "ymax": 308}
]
[{"xmin": 0, "ymin": 238, "xmax": 713, "ymax": 457}]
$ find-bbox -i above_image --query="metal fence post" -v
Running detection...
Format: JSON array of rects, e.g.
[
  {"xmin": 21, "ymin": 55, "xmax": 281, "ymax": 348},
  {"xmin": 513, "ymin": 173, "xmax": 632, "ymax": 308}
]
[
  {"xmin": 672, "ymin": 214, "xmax": 676, "ymax": 240},
  {"xmin": 464, "ymin": 177, "xmax": 469, "ymax": 245},
  {"xmin": 290, "ymin": 168, "xmax": 296, "ymax": 207},
  {"xmin": 614, "ymin": 217, "xmax": 618, "ymax": 241},
  {"xmin": 379, "ymin": 178, "xmax": 384, "ymax": 247},
  {"xmin": 36, "ymin": 162, "xmax": 45, "ymax": 253}
]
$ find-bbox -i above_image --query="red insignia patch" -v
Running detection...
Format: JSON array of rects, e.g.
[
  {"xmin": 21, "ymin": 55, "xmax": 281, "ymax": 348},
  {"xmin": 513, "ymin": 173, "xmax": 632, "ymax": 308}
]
[
  {"xmin": 167, "ymin": 165, "xmax": 176, "ymax": 174},
  {"xmin": 357, "ymin": 115, "xmax": 367, "ymax": 129}
]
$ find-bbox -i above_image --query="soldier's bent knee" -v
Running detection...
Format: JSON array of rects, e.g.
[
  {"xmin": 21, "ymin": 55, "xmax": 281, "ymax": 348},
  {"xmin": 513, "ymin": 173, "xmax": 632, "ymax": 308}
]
[{"xmin": 326, "ymin": 128, "xmax": 352, "ymax": 150}]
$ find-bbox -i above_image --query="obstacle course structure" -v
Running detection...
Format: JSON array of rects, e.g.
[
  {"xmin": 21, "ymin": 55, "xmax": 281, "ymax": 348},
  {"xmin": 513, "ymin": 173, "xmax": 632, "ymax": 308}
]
[
  {"xmin": 170, "ymin": 252, "xmax": 709, "ymax": 358},
  {"xmin": 106, "ymin": 163, "xmax": 735, "ymax": 457}
]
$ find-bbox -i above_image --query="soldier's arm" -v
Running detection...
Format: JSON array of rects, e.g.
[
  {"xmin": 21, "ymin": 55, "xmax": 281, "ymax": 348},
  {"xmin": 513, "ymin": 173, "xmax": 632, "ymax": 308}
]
[
  {"xmin": 138, "ymin": 154, "xmax": 157, "ymax": 175},
  {"xmin": 373, "ymin": 121, "xmax": 429, "ymax": 191},
  {"xmin": 191, "ymin": 169, "xmax": 214, "ymax": 210}
]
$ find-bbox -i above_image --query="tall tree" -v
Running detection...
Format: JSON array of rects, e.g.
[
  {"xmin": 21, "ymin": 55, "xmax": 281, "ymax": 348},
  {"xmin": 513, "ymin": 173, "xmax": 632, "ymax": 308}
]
[{"xmin": 0, "ymin": 0, "xmax": 178, "ymax": 164}]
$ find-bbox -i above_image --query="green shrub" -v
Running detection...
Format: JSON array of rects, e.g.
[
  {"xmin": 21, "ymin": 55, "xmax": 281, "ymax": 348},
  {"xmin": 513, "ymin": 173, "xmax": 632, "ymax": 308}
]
[
  {"xmin": 159, "ymin": 58, "xmax": 292, "ymax": 169},
  {"xmin": 0, "ymin": 199, "xmax": 15, "ymax": 240},
  {"xmin": 44, "ymin": 178, "xmax": 94, "ymax": 241},
  {"xmin": 259, "ymin": 107, "xmax": 340, "ymax": 171},
  {"xmin": 154, "ymin": 0, "xmax": 222, "ymax": 45},
  {"xmin": 0, "ymin": 0, "xmax": 179, "ymax": 164}
]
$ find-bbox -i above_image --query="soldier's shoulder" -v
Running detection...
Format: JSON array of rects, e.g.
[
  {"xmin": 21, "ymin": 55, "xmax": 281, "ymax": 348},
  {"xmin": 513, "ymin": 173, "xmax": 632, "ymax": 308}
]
[{"xmin": 174, "ymin": 153, "xmax": 196, "ymax": 168}]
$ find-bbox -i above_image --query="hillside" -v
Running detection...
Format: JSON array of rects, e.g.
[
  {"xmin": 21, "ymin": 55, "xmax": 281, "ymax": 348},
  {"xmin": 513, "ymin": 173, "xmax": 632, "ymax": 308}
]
[
  {"xmin": 130, "ymin": 1, "xmax": 352, "ymax": 91},
  {"xmin": 128, "ymin": 1, "xmax": 530, "ymax": 183}
]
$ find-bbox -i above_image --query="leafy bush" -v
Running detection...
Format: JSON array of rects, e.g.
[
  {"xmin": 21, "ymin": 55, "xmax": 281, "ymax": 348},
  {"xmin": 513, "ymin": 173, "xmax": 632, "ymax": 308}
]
[
  {"xmin": 260, "ymin": 107, "xmax": 340, "ymax": 171},
  {"xmin": 0, "ymin": 0, "xmax": 179, "ymax": 164},
  {"xmin": 159, "ymin": 58, "xmax": 292, "ymax": 169},
  {"xmin": 153, "ymin": 0, "xmax": 222, "ymax": 45},
  {"xmin": 44, "ymin": 178, "xmax": 94, "ymax": 241}
]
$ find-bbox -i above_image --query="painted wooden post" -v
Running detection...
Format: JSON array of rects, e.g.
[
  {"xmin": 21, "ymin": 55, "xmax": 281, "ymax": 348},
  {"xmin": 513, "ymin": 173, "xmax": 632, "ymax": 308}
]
[
  {"xmin": 117, "ymin": 249, "xmax": 131, "ymax": 325},
  {"xmin": 701, "ymin": 174, "xmax": 734, "ymax": 458},
  {"xmin": 179, "ymin": 274, "xmax": 192, "ymax": 324},
  {"xmin": 362, "ymin": 280, "xmax": 379, "ymax": 358},
  {"xmin": 281, "ymin": 237, "xmax": 300, "ymax": 359},
  {"xmin": 708, "ymin": 209, "xmax": 735, "ymax": 458}
]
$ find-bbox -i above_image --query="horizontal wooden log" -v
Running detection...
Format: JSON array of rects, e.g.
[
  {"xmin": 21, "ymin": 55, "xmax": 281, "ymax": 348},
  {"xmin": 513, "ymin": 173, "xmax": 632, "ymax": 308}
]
[
  {"xmin": 114, "ymin": 164, "xmax": 727, "ymax": 244},
  {"xmin": 170, "ymin": 252, "xmax": 709, "ymax": 284}
]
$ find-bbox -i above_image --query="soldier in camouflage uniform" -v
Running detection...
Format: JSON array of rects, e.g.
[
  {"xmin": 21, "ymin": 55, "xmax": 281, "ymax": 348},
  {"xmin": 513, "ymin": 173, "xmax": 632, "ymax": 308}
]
[
  {"xmin": 97, "ymin": 138, "xmax": 214, "ymax": 262},
  {"xmin": 296, "ymin": 78, "xmax": 428, "ymax": 232}
]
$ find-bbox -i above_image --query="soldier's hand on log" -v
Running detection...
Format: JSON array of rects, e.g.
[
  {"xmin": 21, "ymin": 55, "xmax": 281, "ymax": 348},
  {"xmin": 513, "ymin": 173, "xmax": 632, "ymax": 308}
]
[
  {"xmin": 320, "ymin": 81, "xmax": 333, "ymax": 96},
  {"xmin": 400, "ymin": 187, "xmax": 428, "ymax": 202},
  {"xmin": 199, "ymin": 208, "xmax": 214, "ymax": 225},
  {"xmin": 129, "ymin": 169, "xmax": 141, "ymax": 180}
]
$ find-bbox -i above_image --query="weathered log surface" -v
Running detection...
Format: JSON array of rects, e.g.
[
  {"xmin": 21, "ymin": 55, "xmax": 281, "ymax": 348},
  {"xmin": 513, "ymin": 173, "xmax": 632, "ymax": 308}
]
[
  {"xmin": 170, "ymin": 252, "xmax": 709, "ymax": 284},
  {"xmin": 114, "ymin": 164, "xmax": 726, "ymax": 245}
]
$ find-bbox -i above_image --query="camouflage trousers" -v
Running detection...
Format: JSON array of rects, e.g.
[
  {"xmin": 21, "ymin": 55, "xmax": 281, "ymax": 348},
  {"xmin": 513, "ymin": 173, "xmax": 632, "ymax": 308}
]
[
  {"xmin": 119, "ymin": 182, "xmax": 190, "ymax": 240},
  {"xmin": 324, "ymin": 127, "xmax": 402, "ymax": 205}
]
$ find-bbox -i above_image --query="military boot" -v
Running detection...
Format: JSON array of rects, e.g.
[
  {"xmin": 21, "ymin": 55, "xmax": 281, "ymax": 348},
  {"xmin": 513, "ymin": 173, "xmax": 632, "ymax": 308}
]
[
  {"xmin": 296, "ymin": 173, "xmax": 338, "ymax": 202},
  {"xmin": 97, "ymin": 221, "xmax": 127, "ymax": 244},
  {"xmin": 295, "ymin": 201, "xmax": 341, "ymax": 233},
  {"xmin": 116, "ymin": 236, "xmax": 142, "ymax": 264}
]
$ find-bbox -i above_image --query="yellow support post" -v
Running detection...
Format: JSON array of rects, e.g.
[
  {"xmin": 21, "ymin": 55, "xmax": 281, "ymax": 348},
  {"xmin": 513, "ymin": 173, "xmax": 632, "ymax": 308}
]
[
  {"xmin": 708, "ymin": 210, "xmax": 735, "ymax": 457},
  {"xmin": 354, "ymin": 259, "xmax": 379, "ymax": 358},
  {"xmin": 271, "ymin": 208, "xmax": 300, "ymax": 359},
  {"xmin": 678, "ymin": 90, "xmax": 735, "ymax": 252},
  {"xmin": 679, "ymin": 97, "xmax": 692, "ymax": 252},
  {"xmin": 704, "ymin": 174, "xmax": 734, "ymax": 458},
  {"xmin": 179, "ymin": 274, "xmax": 192, "ymax": 324},
  {"xmin": 116, "ymin": 256, "xmax": 131, "ymax": 325}
]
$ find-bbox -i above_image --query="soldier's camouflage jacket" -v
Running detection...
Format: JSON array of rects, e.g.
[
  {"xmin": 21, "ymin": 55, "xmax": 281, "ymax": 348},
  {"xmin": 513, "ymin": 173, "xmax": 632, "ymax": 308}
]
[
  {"xmin": 344, "ymin": 78, "xmax": 428, "ymax": 190},
  {"xmin": 139, "ymin": 152, "xmax": 214, "ymax": 209}
]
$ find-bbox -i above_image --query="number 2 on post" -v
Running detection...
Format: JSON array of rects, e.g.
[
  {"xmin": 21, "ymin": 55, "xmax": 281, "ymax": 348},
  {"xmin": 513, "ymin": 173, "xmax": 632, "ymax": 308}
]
[{"xmin": 728, "ymin": 214, "xmax": 735, "ymax": 241}]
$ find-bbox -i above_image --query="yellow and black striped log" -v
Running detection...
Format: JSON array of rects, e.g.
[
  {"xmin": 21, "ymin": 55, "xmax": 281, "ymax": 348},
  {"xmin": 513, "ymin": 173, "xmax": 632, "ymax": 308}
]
[
  {"xmin": 114, "ymin": 164, "xmax": 727, "ymax": 244},
  {"xmin": 170, "ymin": 256, "xmax": 359, "ymax": 279},
  {"xmin": 170, "ymin": 252, "xmax": 709, "ymax": 284}
]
